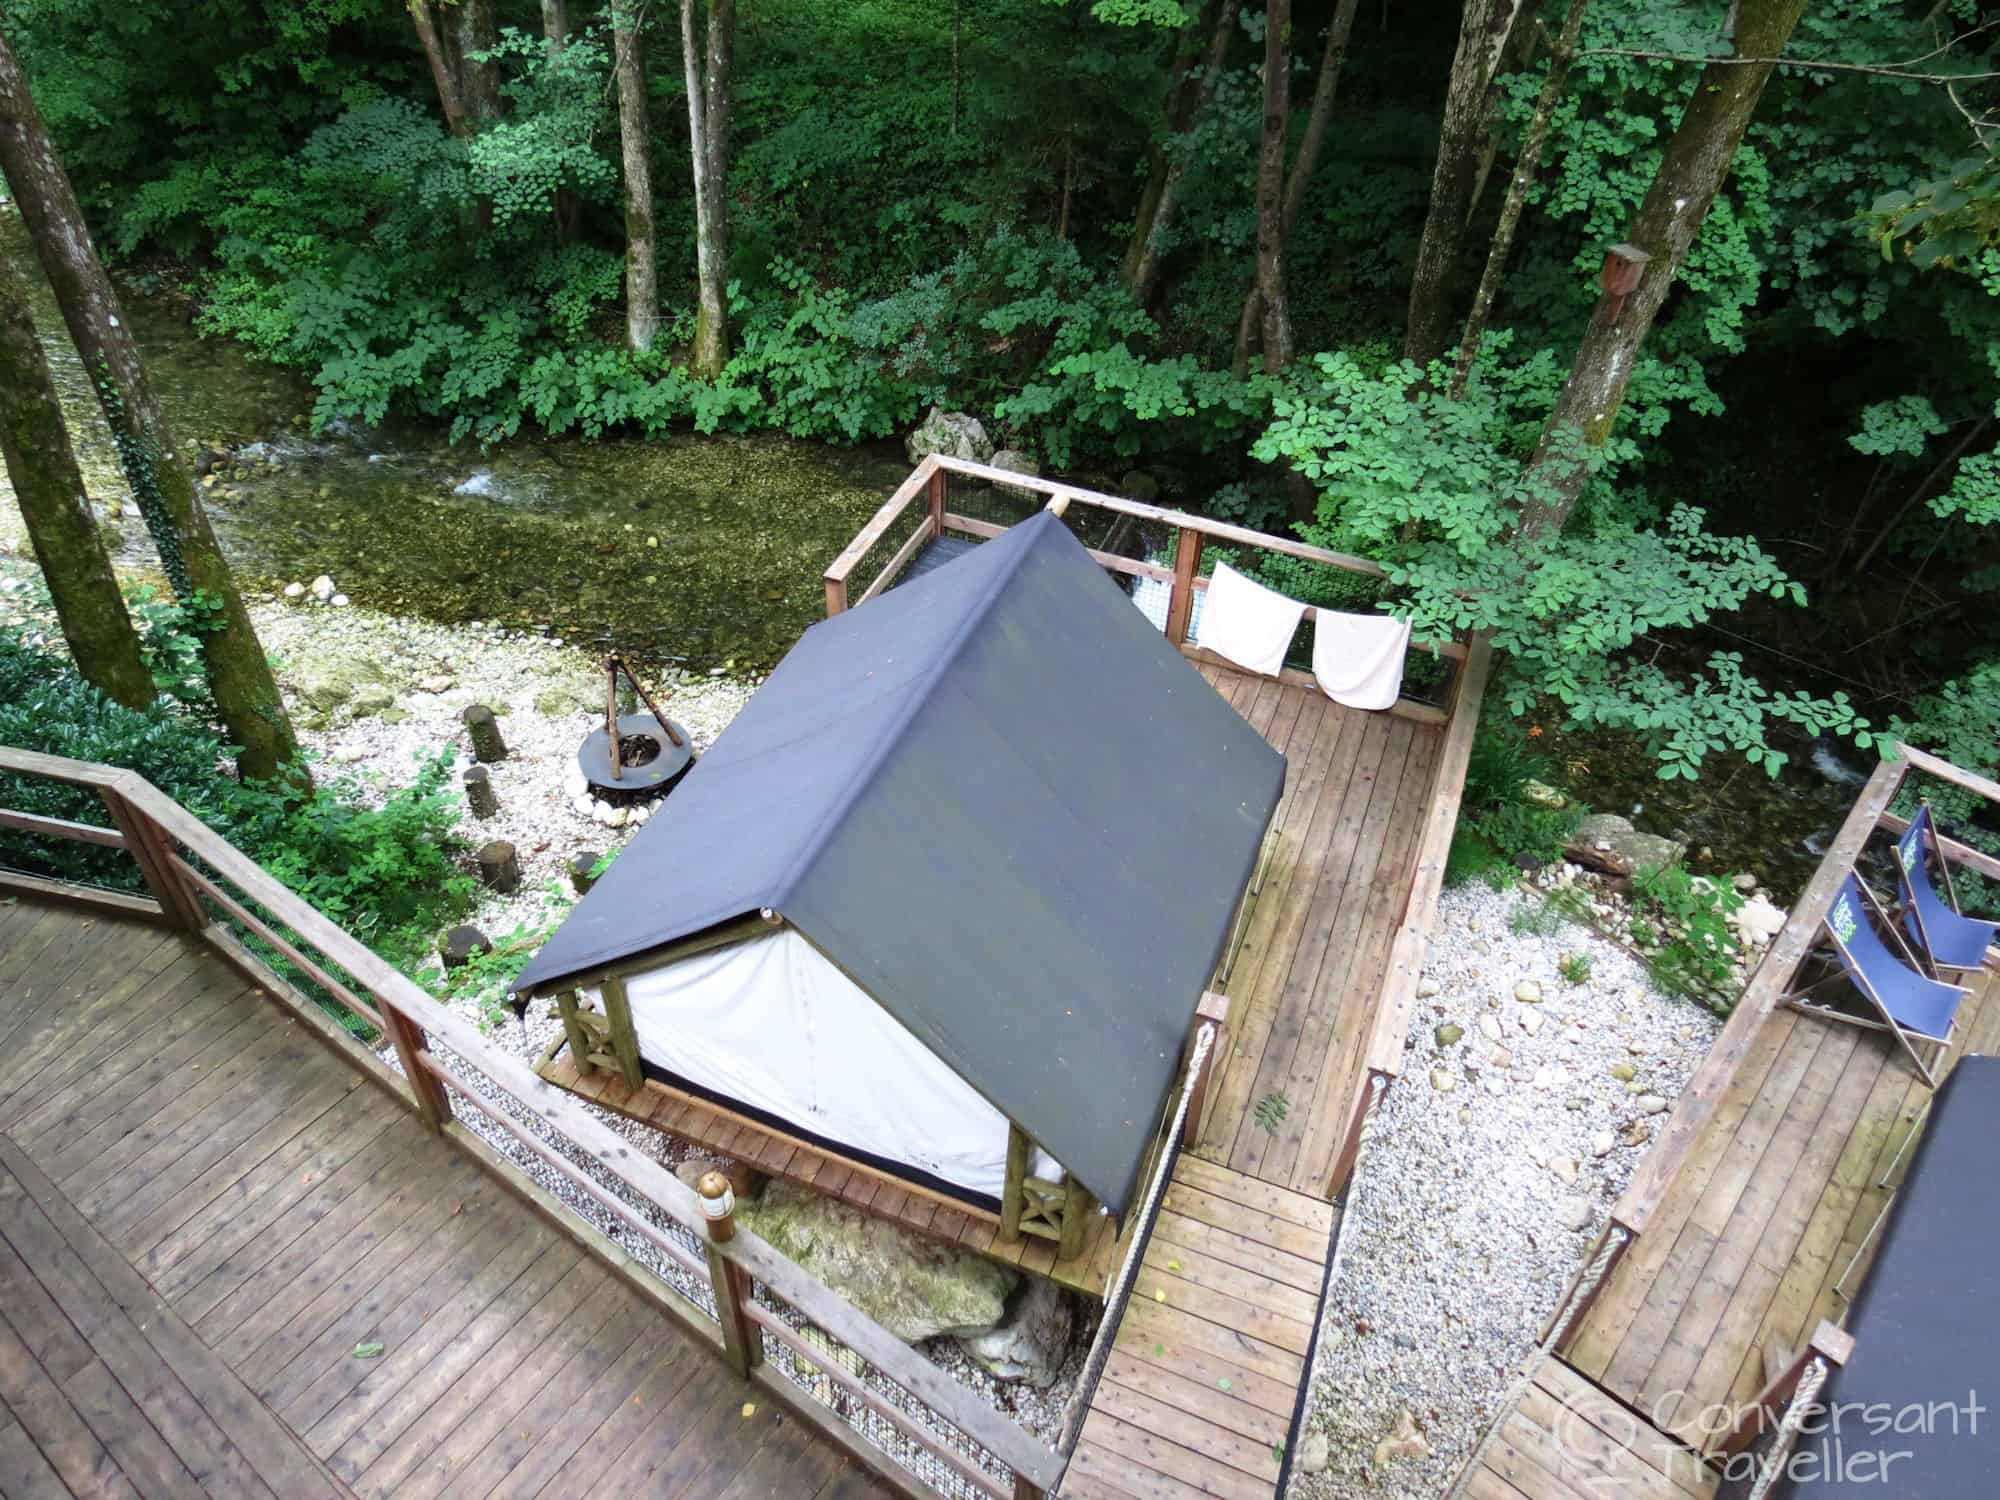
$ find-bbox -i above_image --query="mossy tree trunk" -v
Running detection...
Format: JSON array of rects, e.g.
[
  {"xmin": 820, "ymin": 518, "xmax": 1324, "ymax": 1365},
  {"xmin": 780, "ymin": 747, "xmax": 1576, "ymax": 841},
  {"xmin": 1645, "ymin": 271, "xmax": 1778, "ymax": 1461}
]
[
  {"xmin": 681, "ymin": 0, "xmax": 735, "ymax": 377},
  {"xmin": 0, "ymin": 32, "xmax": 303, "ymax": 782},
  {"xmin": 1246, "ymin": 0, "xmax": 1294, "ymax": 376},
  {"xmin": 1450, "ymin": 0, "xmax": 1590, "ymax": 398},
  {"xmin": 613, "ymin": 3, "xmax": 659, "ymax": 352},
  {"xmin": 1233, "ymin": 0, "xmax": 1360, "ymax": 368},
  {"xmin": 1403, "ymin": 0, "xmax": 1519, "ymax": 366},
  {"xmin": 455, "ymin": 0, "xmax": 501, "ymax": 126},
  {"xmin": 1518, "ymin": 0, "xmax": 1809, "ymax": 538},
  {"xmin": 0, "ymin": 247, "xmax": 152, "ymax": 710},
  {"xmin": 405, "ymin": 0, "xmax": 469, "ymax": 136},
  {"xmin": 1122, "ymin": 0, "xmax": 1240, "ymax": 308}
]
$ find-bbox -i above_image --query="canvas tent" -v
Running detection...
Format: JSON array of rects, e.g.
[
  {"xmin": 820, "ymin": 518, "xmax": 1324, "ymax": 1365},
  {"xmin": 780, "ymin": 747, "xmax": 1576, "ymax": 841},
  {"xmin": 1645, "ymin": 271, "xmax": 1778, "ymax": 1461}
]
[{"xmin": 515, "ymin": 511, "xmax": 1286, "ymax": 1220}]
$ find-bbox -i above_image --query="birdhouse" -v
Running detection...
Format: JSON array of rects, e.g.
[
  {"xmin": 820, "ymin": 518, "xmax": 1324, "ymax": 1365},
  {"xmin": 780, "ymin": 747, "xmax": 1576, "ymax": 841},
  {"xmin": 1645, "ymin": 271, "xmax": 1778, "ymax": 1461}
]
[{"xmin": 1599, "ymin": 243, "xmax": 1652, "ymax": 298}]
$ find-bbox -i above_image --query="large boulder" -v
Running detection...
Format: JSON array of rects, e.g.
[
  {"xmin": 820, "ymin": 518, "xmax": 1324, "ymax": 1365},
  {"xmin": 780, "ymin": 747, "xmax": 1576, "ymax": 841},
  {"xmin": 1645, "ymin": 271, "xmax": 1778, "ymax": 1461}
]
[
  {"xmin": 988, "ymin": 448, "xmax": 1042, "ymax": 499},
  {"xmin": 905, "ymin": 407, "xmax": 995, "ymax": 467},
  {"xmin": 957, "ymin": 1274, "xmax": 1074, "ymax": 1387},
  {"xmin": 1565, "ymin": 813, "xmax": 1685, "ymax": 879},
  {"xmin": 292, "ymin": 652, "xmax": 388, "ymax": 712},
  {"xmin": 735, "ymin": 1182, "xmax": 1016, "ymax": 1343}
]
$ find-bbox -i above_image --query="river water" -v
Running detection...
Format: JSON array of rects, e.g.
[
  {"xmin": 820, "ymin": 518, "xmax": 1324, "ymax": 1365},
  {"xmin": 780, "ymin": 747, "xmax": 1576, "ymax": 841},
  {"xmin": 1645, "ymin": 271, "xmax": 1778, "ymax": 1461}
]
[{"xmin": 0, "ymin": 206, "xmax": 1865, "ymax": 899}]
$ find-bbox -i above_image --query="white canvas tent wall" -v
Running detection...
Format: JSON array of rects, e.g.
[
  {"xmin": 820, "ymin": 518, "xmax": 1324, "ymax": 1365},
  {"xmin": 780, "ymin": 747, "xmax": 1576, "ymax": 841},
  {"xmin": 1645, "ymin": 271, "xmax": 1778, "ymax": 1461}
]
[
  {"xmin": 515, "ymin": 512, "xmax": 1287, "ymax": 1217},
  {"xmin": 584, "ymin": 926, "xmax": 1055, "ymax": 1200}
]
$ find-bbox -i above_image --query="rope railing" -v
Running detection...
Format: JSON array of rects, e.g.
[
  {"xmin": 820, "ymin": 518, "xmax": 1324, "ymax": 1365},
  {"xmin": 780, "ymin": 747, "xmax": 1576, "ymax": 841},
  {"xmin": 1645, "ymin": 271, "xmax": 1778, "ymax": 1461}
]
[{"xmin": 1746, "ymin": 1356, "xmax": 1829, "ymax": 1500}]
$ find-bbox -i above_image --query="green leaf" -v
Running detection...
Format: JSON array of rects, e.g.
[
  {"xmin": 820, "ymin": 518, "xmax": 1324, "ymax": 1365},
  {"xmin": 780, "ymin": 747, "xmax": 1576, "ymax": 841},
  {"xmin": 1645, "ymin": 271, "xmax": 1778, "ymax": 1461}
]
[{"xmin": 352, "ymin": 1341, "xmax": 385, "ymax": 1359}]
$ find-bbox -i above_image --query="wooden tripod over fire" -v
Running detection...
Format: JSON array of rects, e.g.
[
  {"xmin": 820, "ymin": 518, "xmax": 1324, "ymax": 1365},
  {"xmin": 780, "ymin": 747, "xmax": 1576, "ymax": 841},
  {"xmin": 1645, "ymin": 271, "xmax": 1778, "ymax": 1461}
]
[{"xmin": 604, "ymin": 655, "xmax": 685, "ymax": 781}]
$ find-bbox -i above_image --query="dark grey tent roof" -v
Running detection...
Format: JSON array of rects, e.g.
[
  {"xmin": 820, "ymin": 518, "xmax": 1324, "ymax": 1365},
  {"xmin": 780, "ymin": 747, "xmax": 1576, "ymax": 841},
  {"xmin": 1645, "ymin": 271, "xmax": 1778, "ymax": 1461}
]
[
  {"xmin": 1777, "ymin": 1054, "xmax": 2000, "ymax": 1497},
  {"xmin": 516, "ymin": 511, "xmax": 1286, "ymax": 1213}
]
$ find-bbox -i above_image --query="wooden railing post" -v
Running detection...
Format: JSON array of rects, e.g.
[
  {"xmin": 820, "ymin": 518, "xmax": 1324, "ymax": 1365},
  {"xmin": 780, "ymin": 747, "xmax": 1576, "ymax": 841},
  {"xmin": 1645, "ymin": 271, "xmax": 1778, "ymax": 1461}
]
[
  {"xmin": 1183, "ymin": 993, "xmax": 1229, "ymax": 1149},
  {"xmin": 1165, "ymin": 525, "xmax": 1202, "ymax": 645},
  {"xmin": 1715, "ymin": 1320, "xmax": 1852, "ymax": 1457},
  {"xmin": 927, "ymin": 465, "xmax": 948, "ymax": 536},
  {"xmin": 698, "ymin": 1171, "xmax": 762, "ymax": 1378},
  {"xmin": 1000, "ymin": 1122, "xmax": 1029, "ymax": 1241},
  {"xmin": 98, "ymin": 784, "xmax": 205, "ymax": 930},
  {"xmin": 823, "ymin": 574, "xmax": 849, "ymax": 617},
  {"xmin": 599, "ymin": 975, "xmax": 645, "ymax": 1090},
  {"xmin": 381, "ymin": 1006, "xmax": 451, "ymax": 1131}
]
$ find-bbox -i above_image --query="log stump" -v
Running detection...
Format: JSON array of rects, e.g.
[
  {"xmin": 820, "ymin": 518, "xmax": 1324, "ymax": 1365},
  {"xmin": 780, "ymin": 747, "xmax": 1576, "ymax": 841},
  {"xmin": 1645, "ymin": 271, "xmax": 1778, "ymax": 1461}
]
[
  {"xmin": 462, "ymin": 704, "xmax": 508, "ymax": 763},
  {"xmin": 569, "ymin": 850, "xmax": 603, "ymax": 895},
  {"xmin": 439, "ymin": 925, "xmax": 492, "ymax": 970},
  {"xmin": 477, "ymin": 839, "xmax": 521, "ymax": 893},
  {"xmin": 463, "ymin": 764, "xmax": 499, "ymax": 818}
]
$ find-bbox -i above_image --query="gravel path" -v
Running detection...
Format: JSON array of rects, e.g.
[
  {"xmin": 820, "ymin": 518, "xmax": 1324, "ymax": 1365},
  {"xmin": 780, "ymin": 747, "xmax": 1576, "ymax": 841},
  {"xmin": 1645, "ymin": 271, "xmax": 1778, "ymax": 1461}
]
[{"xmin": 1291, "ymin": 879, "xmax": 1722, "ymax": 1497}]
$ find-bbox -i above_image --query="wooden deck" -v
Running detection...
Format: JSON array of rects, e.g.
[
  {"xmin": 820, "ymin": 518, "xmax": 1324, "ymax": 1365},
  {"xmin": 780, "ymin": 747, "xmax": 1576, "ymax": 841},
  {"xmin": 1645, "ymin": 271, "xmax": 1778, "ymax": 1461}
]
[
  {"xmin": 0, "ymin": 897, "xmax": 892, "ymax": 1500},
  {"xmin": 1061, "ymin": 1155, "xmax": 1334, "ymax": 1500},
  {"xmin": 1461, "ymin": 1358, "xmax": 1718, "ymax": 1499},
  {"xmin": 536, "ymin": 1056, "xmax": 1124, "ymax": 1298},
  {"xmin": 1563, "ymin": 961, "xmax": 2000, "ymax": 1454},
  {"xmin": 1189, "ymin": 661, "xmax": 1443, "ymax": 1194}
]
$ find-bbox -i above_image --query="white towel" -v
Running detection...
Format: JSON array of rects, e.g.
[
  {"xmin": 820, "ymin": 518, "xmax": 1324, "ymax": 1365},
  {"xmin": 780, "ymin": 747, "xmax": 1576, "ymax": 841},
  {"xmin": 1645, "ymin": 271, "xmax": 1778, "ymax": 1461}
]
[
  {"xmin": 1197, "ymin": 562, "xmax": 1306, "ymax": 677},
  {"xmin": 1312, "ymin": 610, "xmax": 1412, "ymax": 711}
]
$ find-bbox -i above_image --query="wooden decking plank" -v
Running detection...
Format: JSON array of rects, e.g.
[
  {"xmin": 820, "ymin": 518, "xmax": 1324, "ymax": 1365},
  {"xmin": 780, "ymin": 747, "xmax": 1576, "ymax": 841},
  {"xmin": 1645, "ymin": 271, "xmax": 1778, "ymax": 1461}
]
[
  {"xmin": 1065, "ymin": 1437, "xmax": 1207, "ymax": 1500},
  {"xmin": 1077, "ymin": 1411, "xmax": 1269, "ymax": 1500},
  {"xmin": 475, "ymin": 1326, "xmax": 685, "ymax": 1500},
  {"xmin": 0, "ymin": 1307, "xmax": 141, "ymax": 1500},
  {"xmin": 0, "ymin": 1405, "xmax": 77, "ymax": 1500},
  {"xmin": 431, "ymin": 1288, "xmax": 658, "ymax": 1500},
  {"xmin": 54, "ymin": 1016, "xmax": 312, "ymax": 1202},
  {"xmin": 1, "ymin": 965, "xmax": 247, "ymax": 1137},
  {"xmin": 143, "ymin": 1097, "xmax": 403, "ymax": 1295},
  {"xmin": 0, "ymin": 943, "xmax": 198, "ymax": 1120},
  {"xmin": 295, "ymin": 1232, "xmax": 561, "ymax": 1457},
  {"xmin": 529, "ymin": 1353, "xmax": 733, "ymax": 1500},
  {"xmin": 0, "ymin": 1137, "xmax": 345, "ymax": 1500},
  {"xmin": 173, "ymin": 1125, "xmax": 437, "ymax": 1329},
  {"xmin": 0, "ymin": 1222, "xmax": 98, "ymax": 1384},
  {"xmin": 1527, "ymin": 1364, "xmax": 1716, "ymax": 1495},
  {"xmin": 576, "ymin": 1358, "xmax": 749, "ymax": 1499},
  {"xmin": 1100, "ymin": 1349, "xmax": 1287, "ymax": 1446},
  {"xmin": 1140, "ymin": 1238, "xmax": 1321, "ymax": 1326},
  {"xmin": 243, "ymin": 1179, "xmax": 512, "ymax": 1408},
  {"xmin": 1111, "ymin": 1295, "xmax": 1301, "ymax": 1387},
  {"xmin": 0, "ymin": 914, "xmax": 163, "ymax": 1065},
  {"xmin": 1291, "ymin": 726, "xmax": 1442, "ymax": 1193},
  {"xmin": 1150, "ymin": 1210, "xmax": 1324, "ymax": 1294},
  {"xmin": 1208, "ymin": 709, "xmax": 1374, "ymax": 1166},
  {"xmin": 1157, "ymin": 1180, "xmax": 1327, "ymax": 1261},
  {"xmin": 1092, "ymin": 1374, "xmax": 1282, "ymax": 1482},
  {"xmin": 338, "ymin": 1261, "xmax": 613, "ymax": 1494},
  {"xmin": 1168, "ymin": 1155, "xmax": 1333, "ymax": 1233},
  {"xmin": 107, "ymin": 1071, "xmax": 372, "ymax": 1259},
  {"xmin": 1197, "ymin": 702, "xmax": 1361, "ymax": 1160},
  {"xmin": 1238, "ymin": 716, "xmax": 1413, "ymax": 1181},
  {"xmin": 1107, "ymin": 1314, "xmax": 1299, "ymax": 1419},
  {"xmin": 1633, "ymin": 1025, "xmax": 1859, "ymax": 1414}
]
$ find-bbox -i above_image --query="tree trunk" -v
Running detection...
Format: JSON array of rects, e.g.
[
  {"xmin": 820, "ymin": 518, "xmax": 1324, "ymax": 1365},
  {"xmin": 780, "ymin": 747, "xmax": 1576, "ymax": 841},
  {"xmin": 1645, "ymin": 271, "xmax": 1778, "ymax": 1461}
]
[
  {"xmin": 0, "ymin": 34, "xmax": 302, "ymax": 781},
  {"xmin": 1450, "ymin": 0, "xmax": 1590, "ymax": 397},
  {"xmin": 1123, "ymin": 0, "xmax": 1241, "ymax": 306},
  {"xmin": 407, "ymin": 1, "xmax": 469, "ymax": 136},
  {"xmin": 541, "ymin": 0, "xmax": 568, "ymax": 53},
  {"xmin": 683, "ymin": 0, "xmax": 735, "ymax": 377},
  {"xmin": 0, "ymin": 250, "xmax": 152, "ymax": 709},
  {"xmin": 455, "ymin": 0, "xmax": 501, "ymax": 126},
  {"xmin": 1403, "ymin": 0, "xmax": 1507, "ymax": 365},
  {"xmin": 1250, "ymin": 0, "xmax": 1294, "ymax": 375},
  {"xmin": 1234, "ymin": 0, "xmax": 1360, "ymax": 367},
  {"xmin": 1518, "ymin": 0, "xmax": 1809, "ymax": 538},
  {"xmin": 612, "ymin": 4, "xmax": 659, "ymax": 353}
]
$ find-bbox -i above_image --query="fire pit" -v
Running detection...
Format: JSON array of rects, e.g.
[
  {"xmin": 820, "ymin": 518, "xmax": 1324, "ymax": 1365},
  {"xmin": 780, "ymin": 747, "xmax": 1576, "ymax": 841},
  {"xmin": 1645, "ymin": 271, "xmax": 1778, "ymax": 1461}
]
[{"xmin": 577, "ymin": 656, "xmax": 696, "ymax": 805}]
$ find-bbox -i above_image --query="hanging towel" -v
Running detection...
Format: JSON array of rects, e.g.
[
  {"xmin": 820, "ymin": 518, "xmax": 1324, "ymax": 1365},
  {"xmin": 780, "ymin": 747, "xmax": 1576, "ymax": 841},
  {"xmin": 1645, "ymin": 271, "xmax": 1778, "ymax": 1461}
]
[
  {"xmin": 1197, "ymin": 561, "xmax": 1307, "ymax": 677},
  {"xmin": 1311, "ymin": 610, "xmax": 1412, "ymax": 711}
]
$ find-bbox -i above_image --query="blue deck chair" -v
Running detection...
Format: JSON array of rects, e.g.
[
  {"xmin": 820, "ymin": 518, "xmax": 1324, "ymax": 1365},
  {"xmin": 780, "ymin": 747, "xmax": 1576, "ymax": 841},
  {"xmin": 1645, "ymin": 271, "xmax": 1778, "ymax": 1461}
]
[
  {"xmin": 1896, "ymin": 801, "xmax": 1999, "ymax": 977},
  {"xmin": 1782, "ymin": 872, "xmax": 1969, "ymax": 1088}
]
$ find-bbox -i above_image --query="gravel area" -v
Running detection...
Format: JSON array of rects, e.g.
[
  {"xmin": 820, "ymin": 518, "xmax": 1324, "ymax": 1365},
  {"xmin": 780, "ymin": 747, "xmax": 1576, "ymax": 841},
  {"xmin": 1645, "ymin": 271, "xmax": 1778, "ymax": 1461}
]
[{"xmin": 1291, "ymin": 879, "xmax": 1723, "ymax": 1497}]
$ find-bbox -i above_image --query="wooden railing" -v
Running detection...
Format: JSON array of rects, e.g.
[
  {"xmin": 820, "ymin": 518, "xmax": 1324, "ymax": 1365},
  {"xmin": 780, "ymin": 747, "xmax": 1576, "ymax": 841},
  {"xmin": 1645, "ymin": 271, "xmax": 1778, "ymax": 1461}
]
[
  {"xmin": 0, "ymin": 747, "xmax": 1067, "ymax": 1500},
  {"xmin": 823, "ymin": 454, "xmax": 1468, "ymax": 724}
]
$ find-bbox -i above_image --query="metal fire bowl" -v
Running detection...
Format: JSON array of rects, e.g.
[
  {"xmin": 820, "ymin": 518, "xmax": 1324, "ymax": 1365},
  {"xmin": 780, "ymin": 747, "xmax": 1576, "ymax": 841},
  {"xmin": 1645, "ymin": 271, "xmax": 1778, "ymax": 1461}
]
[{"xmin": 578, "ymin": 713, "xmax": 696, "ymax": 797}]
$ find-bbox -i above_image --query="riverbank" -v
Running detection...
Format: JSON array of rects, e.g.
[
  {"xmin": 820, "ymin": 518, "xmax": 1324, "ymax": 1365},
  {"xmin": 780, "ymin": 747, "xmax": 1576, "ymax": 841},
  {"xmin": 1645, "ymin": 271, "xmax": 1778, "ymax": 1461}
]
[{"xmin": 1293, "ymin": 880, "xmax": 1723, "ymax": 1495}]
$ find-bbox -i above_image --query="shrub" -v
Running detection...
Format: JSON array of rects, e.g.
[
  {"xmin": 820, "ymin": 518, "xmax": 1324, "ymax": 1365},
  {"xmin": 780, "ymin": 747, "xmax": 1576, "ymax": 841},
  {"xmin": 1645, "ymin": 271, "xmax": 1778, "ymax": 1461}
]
[
  {"xmin": 1447, "ymin": 716, "xmax": 1587, "ymax": 888},
  {"xmin": 1628, "ymin": 867, "xmax": 1747, "ymax": 1012},
  {"xmin": 0, "ymin": 632, "xmax": 474, "ymax": 972}
]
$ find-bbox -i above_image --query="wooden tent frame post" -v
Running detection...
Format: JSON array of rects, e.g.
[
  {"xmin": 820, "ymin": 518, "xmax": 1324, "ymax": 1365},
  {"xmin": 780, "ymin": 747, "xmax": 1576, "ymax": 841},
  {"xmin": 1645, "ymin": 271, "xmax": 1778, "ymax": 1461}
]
[{"xmin": 1000, "ymin": 1122, "xmax": 1094, "ymax": 1255}]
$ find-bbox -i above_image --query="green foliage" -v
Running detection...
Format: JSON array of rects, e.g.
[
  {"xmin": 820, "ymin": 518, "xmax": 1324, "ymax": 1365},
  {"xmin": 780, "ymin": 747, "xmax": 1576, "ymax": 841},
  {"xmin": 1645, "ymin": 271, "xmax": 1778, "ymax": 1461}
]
[
  {"xmin": 1557, "ymin": 951, "xmax": 1593, "ymax": 985},
  {"xmin": 1256, "ymin": 351, "xmax": 1888, "ymax": 780},
  {"xmin": 1891, "ymin": 660, "xmax": 2000, "ymax": 919},
  {"xmin": 1252, "ymin": 1091, "xmax": 1289, "ymax": 1136},
  {"xmin": 434, "ymin": 882, "xmax": 575, "ymax": 1034},
  {"xmin": 0, "ymin": 631, "xmax": 474, "ymax": 973},
  {"xmin": 1447, "ymin": 716, "xmax": 1586, "ymax": 888},
  {"xmin": 1628, "ymin": 867, "xmax": 1747, "ymax": 1011}
]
